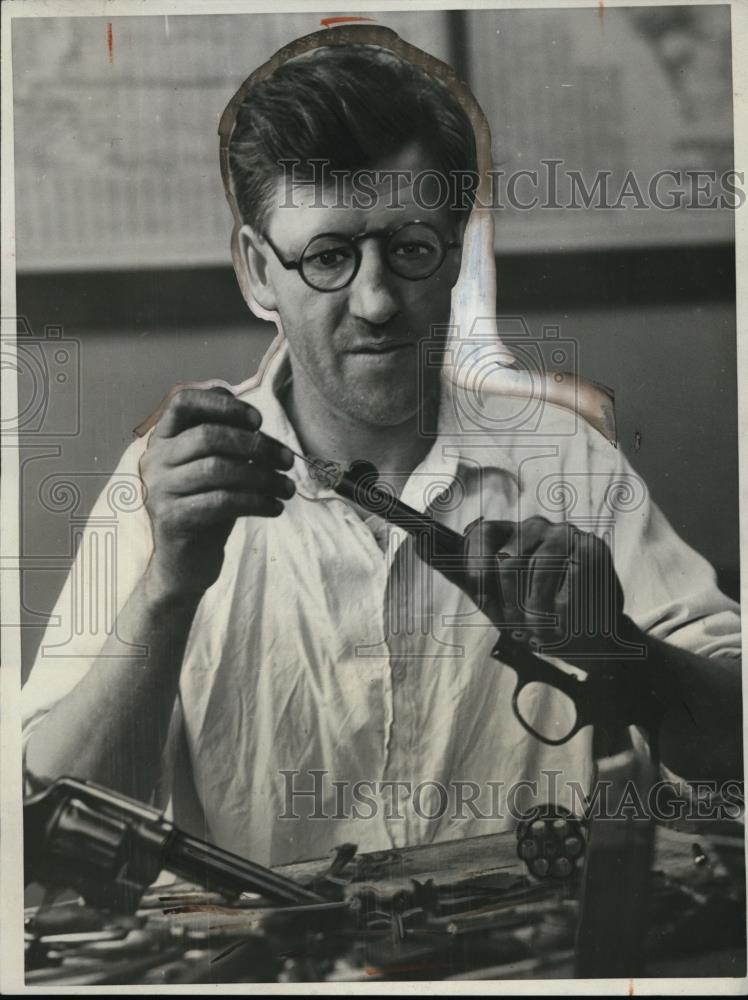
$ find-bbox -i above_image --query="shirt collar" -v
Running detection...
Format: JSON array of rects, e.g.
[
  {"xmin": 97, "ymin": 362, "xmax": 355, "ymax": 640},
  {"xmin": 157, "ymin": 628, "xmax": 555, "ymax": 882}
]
[{"xmin": 434, "ymin": 376, "xmax": 520, "ymax": 485}]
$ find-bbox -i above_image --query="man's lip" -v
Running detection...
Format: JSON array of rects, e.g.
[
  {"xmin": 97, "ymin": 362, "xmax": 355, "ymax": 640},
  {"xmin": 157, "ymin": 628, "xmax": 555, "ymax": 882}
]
[{"xmin": 348, "ymin": 341, "xmax": 414, "ymax": 354}]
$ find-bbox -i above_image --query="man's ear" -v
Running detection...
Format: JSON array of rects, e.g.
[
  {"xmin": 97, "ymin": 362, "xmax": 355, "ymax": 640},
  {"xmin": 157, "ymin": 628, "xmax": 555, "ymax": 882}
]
[{"xmin": 239, "ymin": 224, "xmax": 278, "ymax": 312}]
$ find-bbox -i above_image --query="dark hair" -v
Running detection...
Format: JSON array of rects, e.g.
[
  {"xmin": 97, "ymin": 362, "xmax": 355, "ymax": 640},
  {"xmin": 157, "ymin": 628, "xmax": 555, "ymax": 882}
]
[{"xmin": 227, "ymin": 44, "xmax": 479, "ymax": 229}]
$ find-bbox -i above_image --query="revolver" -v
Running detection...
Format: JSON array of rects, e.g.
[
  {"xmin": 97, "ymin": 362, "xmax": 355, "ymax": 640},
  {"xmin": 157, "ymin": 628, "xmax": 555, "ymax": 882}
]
[{"xmin": 24, "ymin": 777, "xmax": 324, "ymax": 913}]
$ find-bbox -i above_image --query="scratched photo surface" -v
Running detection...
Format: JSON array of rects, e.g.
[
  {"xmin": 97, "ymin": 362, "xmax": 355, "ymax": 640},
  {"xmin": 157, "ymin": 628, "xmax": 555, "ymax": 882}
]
[{"xmin": 9, "ymin": 4, "xmax": 745, "ymax": 990}]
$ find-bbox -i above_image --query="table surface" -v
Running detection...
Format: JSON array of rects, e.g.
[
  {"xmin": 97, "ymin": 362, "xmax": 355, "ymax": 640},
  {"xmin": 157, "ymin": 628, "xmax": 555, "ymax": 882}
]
[{"xmin": 26, "ymin": 821, "xmax": 746, "ymax": 985}]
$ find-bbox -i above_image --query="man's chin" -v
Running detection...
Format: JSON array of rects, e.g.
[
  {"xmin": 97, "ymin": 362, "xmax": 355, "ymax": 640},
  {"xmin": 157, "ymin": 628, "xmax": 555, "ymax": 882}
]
[
  {"xmin": 344, "ymin": 393, "xmax": 420, "ymax": 428},
  {"xmin": 321, "ymin": 361, "xmax": 442, "ymax": 428},
  {"xmin": 350, "ymin": 378, "xmax": 444, "ymax": 429}
]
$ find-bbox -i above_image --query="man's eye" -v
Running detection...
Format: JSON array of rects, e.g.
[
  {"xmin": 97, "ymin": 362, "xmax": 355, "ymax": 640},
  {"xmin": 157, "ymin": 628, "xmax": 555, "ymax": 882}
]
[
  {"xmin": 319, "ymin": 251, "xmax": 346, "ymax": 266},
  {"xmin": 304, "ymin": 247, "xmax": 350, "ymax": 268},
  {"xmin": 393, "ymin": 241, "xmax": 435, "ymax": 258}
]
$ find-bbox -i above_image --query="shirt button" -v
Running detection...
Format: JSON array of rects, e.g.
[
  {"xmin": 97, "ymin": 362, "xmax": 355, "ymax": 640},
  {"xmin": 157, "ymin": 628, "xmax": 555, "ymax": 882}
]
[{"xmin": 392, "ymin": 662, "xmax": 406, "ymax": 682}]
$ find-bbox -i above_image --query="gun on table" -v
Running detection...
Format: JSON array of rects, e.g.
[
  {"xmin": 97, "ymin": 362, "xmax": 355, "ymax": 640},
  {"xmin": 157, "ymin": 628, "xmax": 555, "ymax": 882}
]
[{"xmin": 25, "ymin": 777, "xmax": 325, "ymax": 914}]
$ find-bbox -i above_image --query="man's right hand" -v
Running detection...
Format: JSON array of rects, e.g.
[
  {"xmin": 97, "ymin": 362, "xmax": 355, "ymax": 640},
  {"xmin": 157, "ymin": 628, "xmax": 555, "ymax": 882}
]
[{"xmin": 139, "ymin": 387, "xmax": 296, "ymax": 599}]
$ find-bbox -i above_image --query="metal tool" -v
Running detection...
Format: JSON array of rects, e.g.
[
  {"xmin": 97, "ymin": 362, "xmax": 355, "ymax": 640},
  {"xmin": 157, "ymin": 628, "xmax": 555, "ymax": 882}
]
[{"xmin": 25, "ymin": 777, "xmax": 326, "ymax": 914}]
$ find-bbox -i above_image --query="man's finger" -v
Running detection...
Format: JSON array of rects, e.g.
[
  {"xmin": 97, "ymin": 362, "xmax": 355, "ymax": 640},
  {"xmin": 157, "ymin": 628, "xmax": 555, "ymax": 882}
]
[
  {"xmin": 460, "ymin": 520, "xmax": 516, "ymax": 621},
  {"xmin": 244, "ymin": 431, "xmax": 295, "ymax": 471},
  {"xmin": 166, "ymin": 424, "xmax": 294, "ymax": 471},
  {"xmin": 524, "ymin": 524, "xmax": 576, "ymax": 620},
  {"xmin": 154, "ymin": 387, "xmax": 262, "ymax": 439},
  {"xmin": 166, "ymin": 458, "xmax": 295, "ymax": 499},
  {"xmin": 513, "ymin": 515, "xmax": 554, "ymax": 557},
  {"xmin": 462, "ymin": 518, "xmax": 516, "ymax": 582},
  {"xmin": 173, "ymin": 489, "xmax": 285, "ymax": 526}
]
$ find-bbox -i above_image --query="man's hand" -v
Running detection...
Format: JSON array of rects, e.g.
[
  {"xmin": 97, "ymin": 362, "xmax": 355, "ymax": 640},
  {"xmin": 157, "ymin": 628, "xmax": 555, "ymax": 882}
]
[
  {"xmin": 139, "ymin": 387, "xmax": 296, "ymax": 599},
  {"xmin": 457, "ymin": 515, "xmax": 637, "ymax": 668},
  {"xmin": 25, "ymin": 387, "xmax": 296, "ymax": 798}
]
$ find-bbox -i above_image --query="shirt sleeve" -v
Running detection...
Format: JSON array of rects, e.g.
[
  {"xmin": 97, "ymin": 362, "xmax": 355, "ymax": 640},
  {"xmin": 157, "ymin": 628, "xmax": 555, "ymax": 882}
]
[
  {"xmin": 21, "ymin": 434, "xmax": 155, "ymax": 783},
  {"xmin": 582, "ymin": 429, "xmax": 741, "ymax": 785},
  {"xmin": 595, "ymin": 435, "xmax": 742, "ymax": 659}
]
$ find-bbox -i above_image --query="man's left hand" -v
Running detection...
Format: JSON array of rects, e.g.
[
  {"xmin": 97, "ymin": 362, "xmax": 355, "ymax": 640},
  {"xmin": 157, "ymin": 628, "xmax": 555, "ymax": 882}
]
[{"xmin": 455, "ymin": 515, "xmax": 638, "ymax": 668}]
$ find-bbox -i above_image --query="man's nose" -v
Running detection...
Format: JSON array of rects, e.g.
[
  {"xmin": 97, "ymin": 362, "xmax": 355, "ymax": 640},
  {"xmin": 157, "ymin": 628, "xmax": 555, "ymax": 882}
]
[{"xmin": 347, "ymin": 243, "xmax": 400, "ymax": 325}]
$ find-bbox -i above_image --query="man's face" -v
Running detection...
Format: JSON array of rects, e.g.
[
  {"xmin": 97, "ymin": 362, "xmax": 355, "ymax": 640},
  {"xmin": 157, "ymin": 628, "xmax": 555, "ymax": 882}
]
[{"xmin": 243, "ymin": 145, "xmax": 465, "ymax": 428}]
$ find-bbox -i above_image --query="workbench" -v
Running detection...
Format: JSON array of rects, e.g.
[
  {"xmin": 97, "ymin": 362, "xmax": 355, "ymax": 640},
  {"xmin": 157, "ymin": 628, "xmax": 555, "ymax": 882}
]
[{"xmin": 24, "ymin": 819, "xmax": 746, "ymax": 985}]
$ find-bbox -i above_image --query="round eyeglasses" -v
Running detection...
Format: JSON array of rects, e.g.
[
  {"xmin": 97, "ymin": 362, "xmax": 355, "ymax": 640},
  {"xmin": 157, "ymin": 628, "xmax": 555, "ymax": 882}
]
[{"xmin": 263, "ymin": 220, "xmax": 461, "ymax": 293}]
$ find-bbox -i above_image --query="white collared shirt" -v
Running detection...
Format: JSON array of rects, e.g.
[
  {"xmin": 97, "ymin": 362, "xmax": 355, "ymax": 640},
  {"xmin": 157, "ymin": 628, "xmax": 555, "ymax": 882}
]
[{"xmin": 22, "ymin": 336, "xmax": 741, "ymax": 865}]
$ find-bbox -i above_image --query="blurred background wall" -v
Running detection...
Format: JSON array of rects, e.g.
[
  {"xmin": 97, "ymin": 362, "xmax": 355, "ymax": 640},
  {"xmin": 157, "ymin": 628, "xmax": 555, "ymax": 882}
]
[{"xmin": 12, "ymin": 8, "xmax": 739, "ymax": 680}]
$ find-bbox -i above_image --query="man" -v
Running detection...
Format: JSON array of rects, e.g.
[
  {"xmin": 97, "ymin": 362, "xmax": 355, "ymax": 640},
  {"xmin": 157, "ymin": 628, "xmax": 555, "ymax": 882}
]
[{"xmin": 22, "ymin": 35, "xmax": 743, "ymax": 866}]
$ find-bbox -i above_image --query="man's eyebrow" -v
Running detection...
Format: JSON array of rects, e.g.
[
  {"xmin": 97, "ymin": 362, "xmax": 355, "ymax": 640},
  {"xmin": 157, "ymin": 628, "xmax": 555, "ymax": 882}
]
[
  {"xmin": 284, "ymin": 224, "xmax": 396, "ymax": 251},
  {"xmin": 279, "ymin": 229, "xmax": 354, "ymax": 255},
  {"xmin": 271, "ymin": 210, "xmax": 449, "ymax": 252}
]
